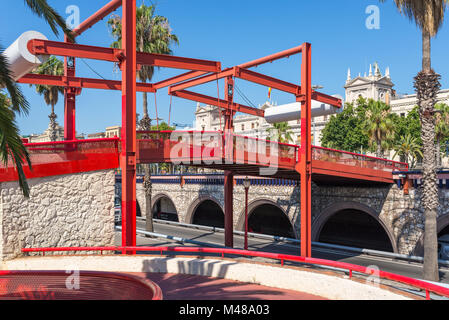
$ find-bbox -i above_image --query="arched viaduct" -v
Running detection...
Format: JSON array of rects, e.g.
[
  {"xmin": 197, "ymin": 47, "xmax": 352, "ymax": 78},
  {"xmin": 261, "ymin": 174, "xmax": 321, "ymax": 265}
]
[{"xmin": 136, "ymin": 175, "xmax": 449, "ymax": 255}]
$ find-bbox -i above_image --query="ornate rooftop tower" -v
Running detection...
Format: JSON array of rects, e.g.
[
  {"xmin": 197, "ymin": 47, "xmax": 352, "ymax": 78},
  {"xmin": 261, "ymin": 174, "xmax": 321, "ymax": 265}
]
[{"xmin": 344, "ymin": 62, "xmax": 395, "ymax": 104}]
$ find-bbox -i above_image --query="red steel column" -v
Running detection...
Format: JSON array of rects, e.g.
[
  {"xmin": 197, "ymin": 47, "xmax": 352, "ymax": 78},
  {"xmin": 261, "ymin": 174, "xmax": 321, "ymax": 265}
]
[
  {"xmin": 121, "ymin": 0, "xmax": 137, "ymax": 253},
  {"xmin": 224, "ymin": 76, "xmax": 234, "ymax": 248},
  {"xmin": 299, "ymin": 43, "xmax": 312, "ymax": 258},
  {"xmin": 64, "ymin": 35, "xmax": 76, "ymax": 141}
]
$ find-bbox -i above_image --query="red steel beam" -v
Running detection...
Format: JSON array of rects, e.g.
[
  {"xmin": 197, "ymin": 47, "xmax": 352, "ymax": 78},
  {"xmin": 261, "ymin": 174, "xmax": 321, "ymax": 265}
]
[
  {"xmin": 64, "ymin": 35, "xmax": 76, "ymax": 141},
  {"xmin": 28, "ymin": 39, "xmax": 221, "ymax": 72},
  {"xmin": 168, "ymin": 67, "xmax": 341, "ymax": 108},
  {"xmin": 137, "ymin": 52, "xmax": 221, "ymax": 73},
  {"xmin": 73, "ymin": 0, "xmax": 123, "ymax": 37},
  {"xmin": 153, "ymin": 71, "xmax": 207, "ymax": 90},
  {"xmin": 171, "ymin": 90, "xmax": 264, "ymax": 117},
  {"xmin": 234, "ymin": 66, "xmax": 300, "ymax": 95},
  {"xmin": 18, "ymin": 74, "xmax": 156, "ymax": 92},
  {"xmin": 121, "ymin": 0, "xmax": 137, "ymax": 254},
  {"xmin": 28, "ymin": 39, "xmax": 118, "ymax": 62},
  {"xmin": 168, "ymin": 68, "xmax": 234, "ymax": 92},
  {"xmin": 299, "ymin": 42, "xmax": 312, "ymax": 258},
  {"xmin": 238, "ymin": 45, "xmax": 303, "ymax": 69}
]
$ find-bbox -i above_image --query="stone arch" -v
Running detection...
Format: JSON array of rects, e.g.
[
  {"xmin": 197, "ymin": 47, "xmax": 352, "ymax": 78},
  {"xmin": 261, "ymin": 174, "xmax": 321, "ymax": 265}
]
[
  {"xmin": 185, "ymin": 195, "xmax": 224, "ymax": 225},
  {"xmin": 312, "ymin": 201, "xmax": 397, "ymax": 253},
  {"xmin": 151, "ymin": 193, "xmax": 179, "ymax": 222},
  {"xmin": 413, "ymin": 213, "xmax": 449, "ymax": 256},
  {"xmin": 236, "ymin": 199, "xmax": 297, "ymax": 239}
]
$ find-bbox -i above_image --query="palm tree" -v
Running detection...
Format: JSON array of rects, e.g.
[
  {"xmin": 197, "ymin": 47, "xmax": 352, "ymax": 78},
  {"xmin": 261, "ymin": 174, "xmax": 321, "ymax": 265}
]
[
  {"xmin": 31, "ymin": 56, "xmax": 64, "ymax": 141},
  {"xmin": 0, "ymin": 92, "xmax": 32, "ymax": 197},
  {"xmin": 266, "ymin": 122, "xmax": 294, "ymax": 144},
  {"xmin": 108, "ymin": 4, "xmax": 179, "ymax": 233},
  {"xmin": 393, "ymin": 133, "xmax": 423, "ymax": 168},
  {"xmin": 361, "ymin": 99, "xmax": 395, "ymax": 158},
  {"xmin": 435, "ymin": 103, "xmax": 449, "ymax": 167},
  {"xmin": 108, "ymin": 4, "xmax": 179, "ymax": 129},
  {"xmin": 381, "ymin": 0, "xmax": 449, "ymax": 282},
  {"xmin": 0, "ymin": 1, "xmax": 72, "ymax": 197}
]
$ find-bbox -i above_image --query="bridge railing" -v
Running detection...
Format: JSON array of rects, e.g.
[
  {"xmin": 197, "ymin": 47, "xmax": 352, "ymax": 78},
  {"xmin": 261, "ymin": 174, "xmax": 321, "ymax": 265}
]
[
  {"xmin": 21, "ymin": 245, "xmax": 449, "ymax": 300},
  {"xmin": 137, "ymin": 130, "xmax": 408, "ymax": 172},
  {"xmin": 137, "ymin": 130, "xmax": 299, "ymax": 169},
  {"xmin": 312, "ymin": 146, "xmax": 409, "ymax": 172},
  {"xmin": 0, "ymin": 138, "xmax": 120, "ymax": 182}
]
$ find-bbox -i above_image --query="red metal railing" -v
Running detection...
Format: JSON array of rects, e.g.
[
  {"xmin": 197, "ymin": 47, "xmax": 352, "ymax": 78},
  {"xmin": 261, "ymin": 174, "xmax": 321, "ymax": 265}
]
[
  {"xmin": 0, "ymin": 270, "xmax": 162, "ymax": 300},
  {"xmin": 313, "ymin": 146, "xmax": 409, "ymax": 172},
  {"xmin": 0, "ymin": 138, "xmax": 120, "ymax": 182},
  {"xmin": 137, "ymin": 130, "xmax": 408, "ymax": 172},
  {"xmin": 0, "ymin": 134, "xmax": 408, "ymax": 182},
  {"xmin": 22, "ymin": 246, "xmax": 447, "ymax": 300}
]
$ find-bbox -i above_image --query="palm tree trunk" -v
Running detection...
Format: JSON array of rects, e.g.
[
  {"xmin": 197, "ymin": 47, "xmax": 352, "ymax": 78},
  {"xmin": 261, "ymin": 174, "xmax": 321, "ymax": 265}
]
[
  {"xmin": 144, "ymin": 164, "xmax": 154, "ymax": 235},
  {"xmin": 415, "ymin": 30, "xmax": 440, "ymax": 282},
  {"xmin": 139, "ymin": 92, "xmax": 153, "ymax": 235},
  {"xmin": 376, "ymin": 139, "xmax": 383, "ymax": 158},
  {"xmin": 49, "ymin": 104, "xmax": 57, "ymax": 142},
  {"xmin": 436, "ymin": 137, "xmax": 441, "ymax": 168}
]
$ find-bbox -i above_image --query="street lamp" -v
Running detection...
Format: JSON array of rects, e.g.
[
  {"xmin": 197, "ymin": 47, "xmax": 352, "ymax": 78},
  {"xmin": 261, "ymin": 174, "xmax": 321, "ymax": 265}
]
[{"xmin": 243, "ymin": 176, "xmax": 251, "ymax": 250}]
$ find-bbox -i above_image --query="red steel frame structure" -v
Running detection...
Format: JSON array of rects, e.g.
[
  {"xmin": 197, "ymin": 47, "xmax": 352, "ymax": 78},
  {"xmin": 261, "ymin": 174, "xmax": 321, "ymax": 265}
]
[{"xmin": 16, "ymin": 0, "xmax": 341, "ymax": 257}]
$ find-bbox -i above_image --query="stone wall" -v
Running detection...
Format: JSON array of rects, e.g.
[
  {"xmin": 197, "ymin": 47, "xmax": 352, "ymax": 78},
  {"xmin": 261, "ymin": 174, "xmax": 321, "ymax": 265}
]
[
  {"xmin": 140, "ymin": 178, "xmax": 449, "ymax": 255},
  {"xmin": 0, "ymin": 169, "xmax": 116, "ymax": 261}
]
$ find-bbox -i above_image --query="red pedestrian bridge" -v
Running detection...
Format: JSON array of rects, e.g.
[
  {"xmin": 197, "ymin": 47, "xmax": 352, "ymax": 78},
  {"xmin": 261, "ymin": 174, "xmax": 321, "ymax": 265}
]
[{"xmin": 0, "ymin": 132, "xmax": 407, "ymax": 184}]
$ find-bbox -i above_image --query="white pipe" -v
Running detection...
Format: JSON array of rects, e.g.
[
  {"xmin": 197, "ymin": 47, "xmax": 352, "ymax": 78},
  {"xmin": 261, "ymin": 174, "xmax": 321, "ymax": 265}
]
[
  {"xmin": 264, "ymin": 95, "xmax": 343, "ymax": 124},
  {"xmin": 3, "ymin": 31, "xmax": 49, "ymax": 81}
]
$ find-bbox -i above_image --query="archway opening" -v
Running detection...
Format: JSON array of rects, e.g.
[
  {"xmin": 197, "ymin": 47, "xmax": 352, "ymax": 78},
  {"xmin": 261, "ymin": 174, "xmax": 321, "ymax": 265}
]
[
  {"xmin": 136, "ymin": 202, "xmax": 142, "ymax": 218},
  {"xmin": 318, "ymin": 209, "xmax": 394, "ymax": 252},
  {"xmin": 439, "ymin": 224, "xmax": 449, "ymax": 237},
  {"xmin": 192, "ymin": 200, "xmax": 224, "ymax": 228},
  {"xmin": 152, "ymin": 196, "xmax": 179, "ymax": 222},
  {"xmin": 248, "ymin": 204, "xmax": 295, "ymax": 238}
]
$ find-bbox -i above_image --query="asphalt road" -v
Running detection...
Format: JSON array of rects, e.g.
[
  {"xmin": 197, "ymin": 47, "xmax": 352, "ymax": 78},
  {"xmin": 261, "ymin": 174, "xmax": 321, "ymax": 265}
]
[{"xmin": 115, "ymin": 219, "xmax": 449, "ymax": 285}]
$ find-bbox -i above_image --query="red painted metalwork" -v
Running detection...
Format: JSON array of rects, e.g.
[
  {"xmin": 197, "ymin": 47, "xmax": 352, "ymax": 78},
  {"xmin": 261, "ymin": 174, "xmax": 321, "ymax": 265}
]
[
  {"xmin": 0, "ymin": 139, "xmax": 119, "ymax": 182},
  {"xmin": 171, "ymin": 90, "xmax": 264, "ymax": 117},
  {"xmin": 0, "ymin": 270, "xmax": 162, "ymax": 300},
  {"xmin": 64, "ymin": 35, "xmax": 76, "ymax": 141},
  {"xmin": 72, "ymin": 0, "xmax": 123, "ymax": 37},
  {"xmin": 224, "ymin": 171, "xmax": 234, "ymax": 248},
  {"xmin": 244, "ymin": 185, "xmax": 249, "ymax": 251},
  {"xmin": 135, "ymin": 130, "xmax": 407, "ymax": 182},
  {"xmin": 299, "ymin": 43, "xmax": 312, "ymax": 258},
  {"xmin": 121, "ymin": 0, "xmax": 137, "ymax": 255},
  {"xmin": 18, "ymin": 74, "xmax": 156, "ymax": 93},
  {"xmin": 21, "ymin": 246, "xmax": 449, "ymax": 300},
  {"xmin": 27, "ymin": 39, "xmax": 221, "ymax": 72},
  {"xmin": 153, "ymin": 70, "xmax": 207, "ymax": 90}
]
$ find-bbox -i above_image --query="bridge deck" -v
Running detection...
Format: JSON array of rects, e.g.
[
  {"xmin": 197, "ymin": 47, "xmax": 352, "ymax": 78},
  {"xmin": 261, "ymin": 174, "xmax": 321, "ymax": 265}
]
[
  {"xmin": 0, "ymin": 134, "xmax": 407, "ymax": 184},
  {"xmin": 136, "ymin": 131, "xmax": 408, "ymax": 184}
]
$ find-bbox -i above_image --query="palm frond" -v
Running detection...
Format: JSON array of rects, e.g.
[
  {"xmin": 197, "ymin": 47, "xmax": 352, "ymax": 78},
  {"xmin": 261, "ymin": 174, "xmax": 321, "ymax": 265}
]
[
  {"xmin": 24, "ymin": 0, "xmax": 75, "ymax": 41},
  {"xmin": 0, "ymin": 100, "xmax": 31, "ymax": 197},
  {"xmin": 0, "ymin": 49, "xmax": 29, "ymax": 115}
]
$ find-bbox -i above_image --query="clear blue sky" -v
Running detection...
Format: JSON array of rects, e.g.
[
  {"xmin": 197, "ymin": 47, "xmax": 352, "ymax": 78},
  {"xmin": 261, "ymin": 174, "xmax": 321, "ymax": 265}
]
[{"xmin": 2, "ymin": 0, "xmax": 449, "ymax": 136}]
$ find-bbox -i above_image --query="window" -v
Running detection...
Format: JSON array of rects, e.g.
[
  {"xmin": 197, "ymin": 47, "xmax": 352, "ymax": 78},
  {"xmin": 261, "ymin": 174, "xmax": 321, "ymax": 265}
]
[
  {"xmin": 400, "ymin": 113, "xmax": 405, "ymax": 118},
  {"xmin": 251, "ymin": 123, "xmax": 255, "ymax": 129},
  {"xmin": 241, "ymin": 124, "xmax": 245, "ymax": 131}
]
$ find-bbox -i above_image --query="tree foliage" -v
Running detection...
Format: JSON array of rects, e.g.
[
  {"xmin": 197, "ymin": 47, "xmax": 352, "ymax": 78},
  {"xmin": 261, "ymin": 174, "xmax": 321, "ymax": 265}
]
[{"xmin": 320, "ymin": 100, "xmax": 369, "ymax": 153}]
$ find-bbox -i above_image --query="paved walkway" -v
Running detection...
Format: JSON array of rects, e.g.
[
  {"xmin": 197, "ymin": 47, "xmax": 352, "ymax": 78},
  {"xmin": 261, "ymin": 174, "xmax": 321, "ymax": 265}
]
[{"xmin": 130, "ymin": 272, "xmax": 327, "ymax": 300}]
